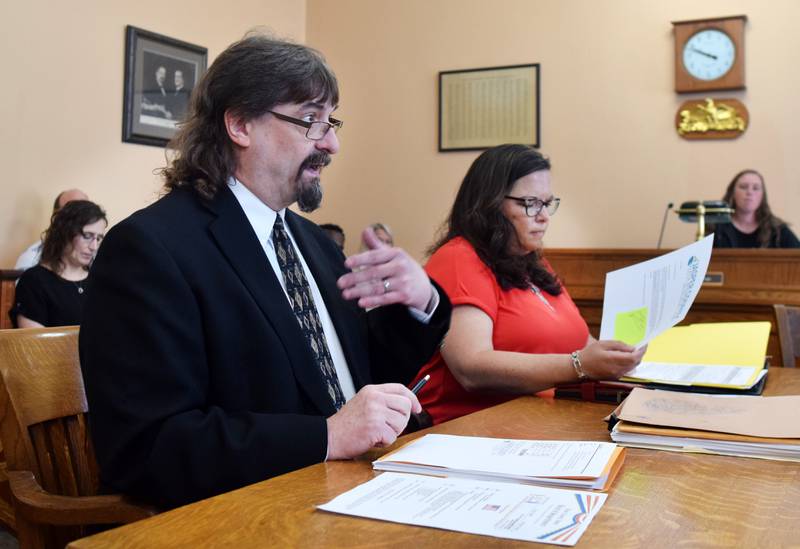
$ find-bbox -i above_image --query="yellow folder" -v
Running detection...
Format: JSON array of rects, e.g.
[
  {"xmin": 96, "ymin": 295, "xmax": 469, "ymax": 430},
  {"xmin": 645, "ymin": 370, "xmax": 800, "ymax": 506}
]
[{"xmin": 621, "ymin": 321, "xmax": 770, "ymax": 388}]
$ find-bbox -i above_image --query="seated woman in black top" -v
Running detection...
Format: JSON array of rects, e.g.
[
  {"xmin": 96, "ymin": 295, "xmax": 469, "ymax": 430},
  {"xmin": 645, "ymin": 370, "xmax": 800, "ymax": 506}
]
[
  {"xmin": 11, "ymin": 200, "xmax": 107, "ymax": 328},
  {"xmin": 712, "ymin": 170, "xmax": 800, "ymax": 248}
]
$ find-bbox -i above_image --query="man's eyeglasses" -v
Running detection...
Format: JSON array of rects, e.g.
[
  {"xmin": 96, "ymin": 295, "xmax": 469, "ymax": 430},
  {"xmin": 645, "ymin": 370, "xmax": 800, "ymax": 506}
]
[
  {"xmin": 504, "ymin": 195, "xmax": 561, "ymax": 217},
  {"xmin": 268, "ymin": 111, "xmax": 343, "ymax": 141}
]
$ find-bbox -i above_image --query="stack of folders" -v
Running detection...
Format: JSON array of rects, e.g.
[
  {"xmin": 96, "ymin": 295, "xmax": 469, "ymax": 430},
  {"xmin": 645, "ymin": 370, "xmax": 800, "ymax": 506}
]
[
  {"xmin": 372, "ymin": 434, "xmax": 625, "ymax": 491},
  {"xmin": 556, "ymin": 322, "xmax": 771, "ymax": 403},
  {"xmin": 609, "ymin": 387, "xmax": 800, "ymax": 461}
]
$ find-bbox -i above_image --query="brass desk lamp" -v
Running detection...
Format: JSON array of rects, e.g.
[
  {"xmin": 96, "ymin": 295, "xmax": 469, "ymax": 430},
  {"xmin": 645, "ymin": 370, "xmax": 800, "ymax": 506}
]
[{"xmin": 675, "ymin": 201, "xmax": 734, "ymax": 241}]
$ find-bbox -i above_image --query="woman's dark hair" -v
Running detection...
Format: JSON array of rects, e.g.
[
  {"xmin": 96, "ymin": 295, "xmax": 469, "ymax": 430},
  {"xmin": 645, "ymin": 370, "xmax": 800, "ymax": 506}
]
[
  {"xmin": 161, "ymin": 33, "xmax": 339, "ymax": 199},
  {"xmin": 430, "ymin": 144, "xmax": 561, "ymax": 294},
  {"xmin": 722, "ymin": 169, "xmax": 785, "ymax": 247},
  {"xmin": 40, "ymin": 200, "xmax": 107, "ymax": 274}
]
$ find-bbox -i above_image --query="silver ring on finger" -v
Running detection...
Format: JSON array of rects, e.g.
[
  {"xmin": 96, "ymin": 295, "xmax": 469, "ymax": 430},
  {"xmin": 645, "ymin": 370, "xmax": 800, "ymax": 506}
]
[{"xmin": 383, "ymin": 279, "xmax": 391, "ymax": 293}]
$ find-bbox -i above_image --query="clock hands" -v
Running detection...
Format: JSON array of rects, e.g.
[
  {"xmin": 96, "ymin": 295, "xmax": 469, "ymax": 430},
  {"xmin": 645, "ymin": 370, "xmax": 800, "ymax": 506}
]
[{"xmin": 689, "ymin": 47, "xmax": 718, "ymax": 60}]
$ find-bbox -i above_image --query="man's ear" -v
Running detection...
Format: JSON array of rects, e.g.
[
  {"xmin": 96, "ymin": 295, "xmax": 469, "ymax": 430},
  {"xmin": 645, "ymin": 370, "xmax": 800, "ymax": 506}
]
[{"xmin": 224, "ymin": 110, "xmax": 250, "ymax": 148}]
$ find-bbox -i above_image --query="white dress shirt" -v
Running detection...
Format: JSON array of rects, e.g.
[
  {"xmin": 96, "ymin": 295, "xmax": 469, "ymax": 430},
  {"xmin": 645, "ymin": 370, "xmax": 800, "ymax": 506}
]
[
  {"xmin": 14, "ymin": 240, "xmax": 42, "ymax": 271},
  {"xmin": 228, "ymin": 179, "xmax": 358, "ymax": 400}
]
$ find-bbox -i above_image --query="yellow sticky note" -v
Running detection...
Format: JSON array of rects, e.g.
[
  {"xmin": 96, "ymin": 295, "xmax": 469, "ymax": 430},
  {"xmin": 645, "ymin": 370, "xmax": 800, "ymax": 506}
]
[{"xmin": 614, "ymin": 307, "xmax": 648, "ymax": 345}]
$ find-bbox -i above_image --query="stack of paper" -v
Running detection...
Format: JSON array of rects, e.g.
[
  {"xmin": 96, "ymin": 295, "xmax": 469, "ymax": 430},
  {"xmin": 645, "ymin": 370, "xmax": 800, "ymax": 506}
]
[
  {"xmin": 610, "ymin": 388, "xmax": 800, "ymax": 461},
  {"xmin": 621, "ymin": 321, "xmax": 770, "ymax": 391},
  {"xmin": 319, "ymin": 472, "xmax": 606, "ymax": 546},
  {"xmin": 373, "ymin": 434, "xmax": 625, "ymax": 491}
]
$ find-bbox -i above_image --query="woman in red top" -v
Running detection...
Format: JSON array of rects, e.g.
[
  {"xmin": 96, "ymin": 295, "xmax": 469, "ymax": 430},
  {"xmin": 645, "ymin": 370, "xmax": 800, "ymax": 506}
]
[{"xmin": 411, "ymin": 144, "xmax": 645, "ymax": 425}]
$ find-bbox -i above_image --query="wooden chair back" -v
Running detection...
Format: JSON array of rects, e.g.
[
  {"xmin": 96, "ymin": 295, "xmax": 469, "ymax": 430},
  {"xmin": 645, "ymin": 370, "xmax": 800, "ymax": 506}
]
[
  {"xmin": 0, "ymin": 326, "xmax": 98, "ymax": 495},
  {"xmin": 774, "ymin": 304, "xmax": 800, "ymax": 368},
  {"xmin": 0, "ymin": 327, "xmax": 154, "ymax": 548}
]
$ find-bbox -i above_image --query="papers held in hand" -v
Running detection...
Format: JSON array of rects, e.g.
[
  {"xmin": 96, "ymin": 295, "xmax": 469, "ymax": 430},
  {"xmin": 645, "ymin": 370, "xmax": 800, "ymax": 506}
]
[
  {"xmin": 610, "ymin": 387, "xmax": 800, "ymax": 461},
  {"xmin": 373, "ymin": 434, "xmax": 625, "ymax": 491}
]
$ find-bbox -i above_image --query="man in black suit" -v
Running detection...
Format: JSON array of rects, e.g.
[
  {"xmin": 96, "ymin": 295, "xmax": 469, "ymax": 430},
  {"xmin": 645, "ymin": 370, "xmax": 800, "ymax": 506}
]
[
  {"xmin": 80, "ymin": 35, "xmax": 450, "ymax": 509},
  {"xmin": 141, "ymin": 65, "xmax": 172, "ymax": 119},
  {"xmin": 169, "ymin": 69, "xmax": 190, "ymax": 121}
]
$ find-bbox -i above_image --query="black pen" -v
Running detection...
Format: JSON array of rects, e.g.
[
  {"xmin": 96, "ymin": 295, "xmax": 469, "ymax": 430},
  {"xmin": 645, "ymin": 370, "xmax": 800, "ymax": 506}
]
[{"xmin": 411, "ymin": 374, "xmax": 430, "ymax": 395}]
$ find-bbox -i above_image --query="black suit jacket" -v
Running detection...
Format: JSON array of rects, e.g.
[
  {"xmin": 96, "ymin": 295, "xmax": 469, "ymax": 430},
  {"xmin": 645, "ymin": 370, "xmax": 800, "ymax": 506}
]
[{"xmin": 79, "ymin": 185, "xmax": 450, "ymax": 508}]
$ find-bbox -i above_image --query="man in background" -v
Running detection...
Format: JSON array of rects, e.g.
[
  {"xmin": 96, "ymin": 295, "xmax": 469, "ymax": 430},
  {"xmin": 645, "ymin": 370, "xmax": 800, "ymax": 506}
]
[
  {"xmin": 15, "ymin": 188, "xmax": 89, "ymax": 270},
  {"xmin": 141, "ymin": 65, "xmax": 172, "ymax": 119},
  {"xmin": 80, "ymin": 34, "xmax": 450, "ymax": 509},
  {"xmin": 320, "ymin": 222, "xmax": 345, "ymax": 251},
  {"xmin": 170, "ymin": 69, "xmax": 190, "ymax": 121}
]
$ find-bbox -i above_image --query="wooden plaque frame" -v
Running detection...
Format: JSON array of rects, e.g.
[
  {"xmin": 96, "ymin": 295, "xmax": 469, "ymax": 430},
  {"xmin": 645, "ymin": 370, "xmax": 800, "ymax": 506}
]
[{"xmin": 672, "ymin": 15, "xmax": 746, "ymax": 93}]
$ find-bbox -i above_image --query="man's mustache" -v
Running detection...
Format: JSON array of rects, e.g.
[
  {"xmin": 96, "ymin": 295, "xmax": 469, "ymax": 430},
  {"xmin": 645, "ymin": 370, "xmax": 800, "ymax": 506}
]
[{"xmin": 298, "ymin": 152, "xmax": 331, "ymax": 176}]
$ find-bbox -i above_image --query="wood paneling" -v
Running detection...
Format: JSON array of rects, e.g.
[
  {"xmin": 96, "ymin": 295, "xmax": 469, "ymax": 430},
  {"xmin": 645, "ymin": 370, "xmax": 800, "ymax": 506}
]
[
  {"xmin": 545, "ymin": 248, "xmax": 800, "ymax": 365},
  {"xmin": 0, "ymin": 271, "xmax": 21, "ymax": 330}
]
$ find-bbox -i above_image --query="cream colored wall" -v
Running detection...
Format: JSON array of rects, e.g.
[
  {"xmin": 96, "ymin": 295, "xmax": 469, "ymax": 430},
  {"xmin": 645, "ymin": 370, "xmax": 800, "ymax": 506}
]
[
  {"xmin": 4, "ymin": 1, "xmax": 797, "ymax": 266},
  {"xmin": 0, "ymin": 0, "xmax": 305, "ymax": 266},
  {"xmin": 305, "ymin": 0, "xmax": 800, "ymax": 260}
]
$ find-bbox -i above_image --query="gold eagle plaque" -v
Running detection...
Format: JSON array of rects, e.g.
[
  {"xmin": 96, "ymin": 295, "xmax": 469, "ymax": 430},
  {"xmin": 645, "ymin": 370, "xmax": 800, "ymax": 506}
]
[{"xmin": 675, "ymin": 98, "xmax": 748, "ymax": 140}]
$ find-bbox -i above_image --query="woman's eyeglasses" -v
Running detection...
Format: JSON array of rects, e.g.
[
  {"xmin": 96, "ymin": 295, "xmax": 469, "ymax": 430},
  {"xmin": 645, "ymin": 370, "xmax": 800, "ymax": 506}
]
[{"xmin": 504, "ymin": 196, "xmax": 561, "ymax": 217}]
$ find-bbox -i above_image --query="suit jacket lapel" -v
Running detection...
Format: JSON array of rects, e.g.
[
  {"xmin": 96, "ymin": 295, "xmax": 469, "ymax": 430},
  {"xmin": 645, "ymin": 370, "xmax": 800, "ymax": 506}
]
[
  {"xmin": 286, "ymin": 212, "xmax": 370, "ymax": 390},
  {"xmin": 204, "ymin": 188, "xmax": 337, "ymax": 416}
]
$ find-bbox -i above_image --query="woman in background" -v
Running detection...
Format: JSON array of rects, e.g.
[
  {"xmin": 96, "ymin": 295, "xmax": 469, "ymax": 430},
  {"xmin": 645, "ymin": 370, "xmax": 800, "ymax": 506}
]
[
  {"xmin": 369, "ymin": 223, "xmax": 394, "ymax": 246},
  {"xmin": 410, "ymin": 144, "xmax": 644, "ymax": 425},
  {"xmin": 712, "ymin": 169, "xmax": 800, "ymax": 248},
  {"xmin": 11, "ymin": 200, "xmax": 107, "ymax": 328},
  {"xmin": 360, "ymin": 222, "xmax": 394, "ymax": 250}
]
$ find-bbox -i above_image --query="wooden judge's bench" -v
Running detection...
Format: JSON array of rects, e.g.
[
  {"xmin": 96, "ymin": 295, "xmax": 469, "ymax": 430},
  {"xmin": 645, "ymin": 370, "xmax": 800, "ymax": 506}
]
[{"xmin": 545, "ymin": 248, "xmax": 800, "ymax": 365}]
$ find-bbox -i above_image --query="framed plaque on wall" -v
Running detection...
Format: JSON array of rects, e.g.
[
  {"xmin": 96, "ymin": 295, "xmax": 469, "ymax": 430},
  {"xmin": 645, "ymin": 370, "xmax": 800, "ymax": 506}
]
[{"xmin": 438, "ymin": 64, "xmax": 540, "ymax": 152}]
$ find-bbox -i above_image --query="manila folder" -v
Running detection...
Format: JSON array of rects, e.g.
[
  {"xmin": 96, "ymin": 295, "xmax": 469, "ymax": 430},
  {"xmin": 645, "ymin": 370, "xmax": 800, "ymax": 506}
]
[{"xmin": 617, "ymin": 388, "xmax": 800, "ymax": 439}]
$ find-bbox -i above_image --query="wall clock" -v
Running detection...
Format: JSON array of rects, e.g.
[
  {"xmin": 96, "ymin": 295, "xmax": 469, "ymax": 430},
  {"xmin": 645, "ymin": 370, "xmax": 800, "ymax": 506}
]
[{"xmin": 672, "ymin": 15, "xmax": 746, "ymax": 93}]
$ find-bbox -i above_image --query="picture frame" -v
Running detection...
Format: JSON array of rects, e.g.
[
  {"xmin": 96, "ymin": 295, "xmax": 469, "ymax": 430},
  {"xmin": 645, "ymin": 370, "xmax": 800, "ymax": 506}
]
[
  {"xmin": 122, "ymin": 25, "xmax": 208, "ymax": 147},
  {"xmin": 438, "ymin": 64, "xmax": 540, "ymax": 152}
]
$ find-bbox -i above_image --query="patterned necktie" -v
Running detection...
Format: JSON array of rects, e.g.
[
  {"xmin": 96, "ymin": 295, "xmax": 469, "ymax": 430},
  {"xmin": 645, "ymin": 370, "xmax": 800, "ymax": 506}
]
[{"xmin": 272, "ymin": 215, "xmax": 346, "ymax": 409}]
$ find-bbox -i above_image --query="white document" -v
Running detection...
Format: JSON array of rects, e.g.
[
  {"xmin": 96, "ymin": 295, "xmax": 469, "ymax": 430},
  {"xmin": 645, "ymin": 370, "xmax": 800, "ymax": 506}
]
[
  {"xmin": 318, "ymin": 472, "xmax": 607, "ymax": 546},
  {"xmin": 610, "ymin": 423, "xmax": 800, "ymax": 462},
  {"xmin": 624, "ymin": 362, "xmax": 762, "ymax": 388},
  {"xmin": 374, "ymin": 435, "xmax": 615, "ymax": 480},
  {"xmin": 599, "ymin": 235, "xmax": 713, "ymax": 348}
]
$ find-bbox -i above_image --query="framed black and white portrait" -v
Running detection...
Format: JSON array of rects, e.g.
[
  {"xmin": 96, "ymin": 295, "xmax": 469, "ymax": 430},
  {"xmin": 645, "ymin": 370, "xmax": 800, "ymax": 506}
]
[{"xmin": 122, "ymin": 26, "xmax": 207, "ymax": 147}]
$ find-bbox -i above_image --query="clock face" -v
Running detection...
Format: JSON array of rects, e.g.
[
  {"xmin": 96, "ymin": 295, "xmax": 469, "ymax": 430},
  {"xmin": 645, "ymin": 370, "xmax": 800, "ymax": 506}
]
[{"xmin": 682, "ymin": 29, "xmax": 736, "ymax": 81}]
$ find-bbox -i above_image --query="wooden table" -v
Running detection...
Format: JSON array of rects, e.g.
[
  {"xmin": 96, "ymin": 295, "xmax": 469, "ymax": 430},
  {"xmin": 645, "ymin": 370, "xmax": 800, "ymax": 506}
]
[{"xmin": 70, "ymin": 369, "xmax": 800, "ymax": 548}]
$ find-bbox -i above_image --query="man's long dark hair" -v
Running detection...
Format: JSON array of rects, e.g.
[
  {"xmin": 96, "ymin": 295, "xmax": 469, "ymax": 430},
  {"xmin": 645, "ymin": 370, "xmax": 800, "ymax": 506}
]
[
  {"xmin": 40, "ymin": 200, "xmax": 106, "ymax": 274},
  {"xmin": 430, "ymin": 144, "xmax": 562, "ymax": 294},
  {"xmin": 162, "ymin": 33, "xmax": 339, "ymax": 199},
  {"xmin": 722, "ymin": 169, "xmax": 786, "ymax": 248}
]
